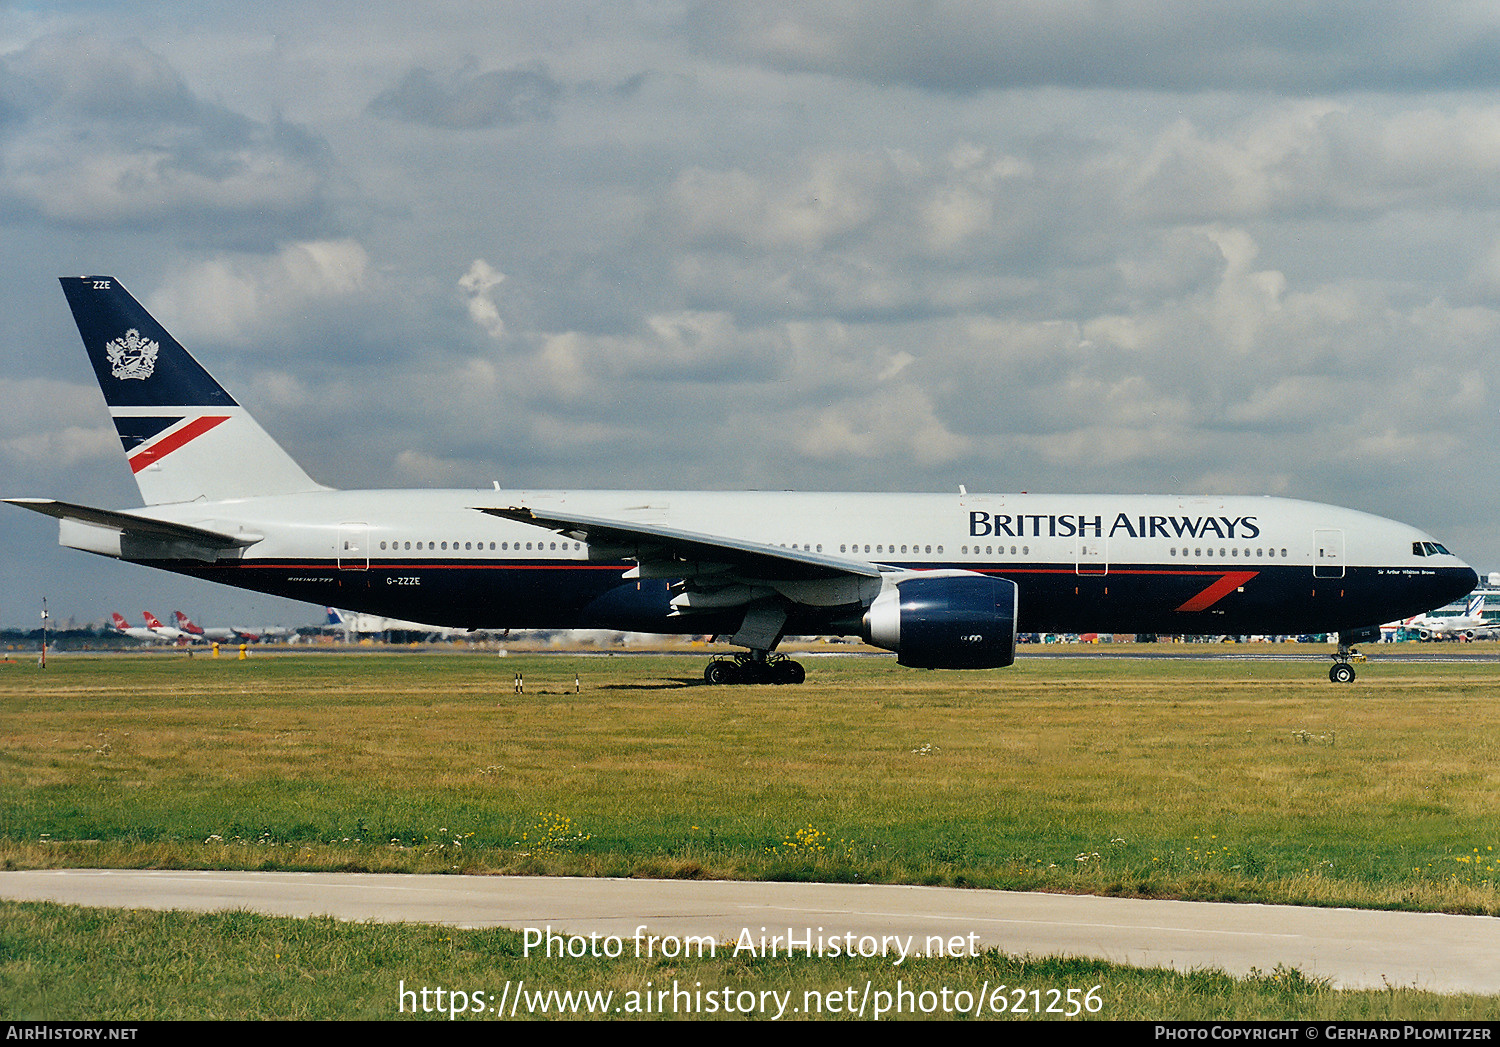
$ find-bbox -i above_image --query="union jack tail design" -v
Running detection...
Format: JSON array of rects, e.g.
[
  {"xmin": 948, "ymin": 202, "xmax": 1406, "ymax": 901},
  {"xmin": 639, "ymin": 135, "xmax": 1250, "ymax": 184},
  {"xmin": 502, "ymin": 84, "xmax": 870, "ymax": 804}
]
[{"xmin": 59, "ymin": 277, "xmax": 328, "ymax": 505}]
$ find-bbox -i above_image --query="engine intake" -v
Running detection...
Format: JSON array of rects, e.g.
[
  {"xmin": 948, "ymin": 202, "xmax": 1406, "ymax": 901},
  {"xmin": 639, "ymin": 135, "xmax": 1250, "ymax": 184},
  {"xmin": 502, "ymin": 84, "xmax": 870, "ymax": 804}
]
[{"xmin": 862, "ymin": 573, "xmax": 1018, "ymax": 669}]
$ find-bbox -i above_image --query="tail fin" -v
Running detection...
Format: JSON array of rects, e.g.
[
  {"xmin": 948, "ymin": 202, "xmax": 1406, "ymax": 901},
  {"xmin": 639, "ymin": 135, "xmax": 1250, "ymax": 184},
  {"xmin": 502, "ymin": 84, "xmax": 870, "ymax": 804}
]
[
  {"xmin": 144, "ymin": 611, "xmax": 165, "ymax": 630},
  {"xmin": 110, "ymin": 612, "xmax": 129, "ymax": 632},
  {"xmin": 174, "ymin": 611, "xmax": 205, "ymax": 636},
  {"xmin": 59, "ymin": 276, "xmax": 328, "ymax": 505}
]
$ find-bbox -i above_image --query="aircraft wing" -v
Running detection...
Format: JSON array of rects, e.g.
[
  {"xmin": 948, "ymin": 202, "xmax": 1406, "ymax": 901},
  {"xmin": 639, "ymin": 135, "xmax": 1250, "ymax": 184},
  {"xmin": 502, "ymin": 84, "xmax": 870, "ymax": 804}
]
[
  {"xmin": 474, "ymin": 505, "xmax": 884, "ymax": 582},
  {"xmin": 6, "ymin": 498, "xmax": 263, "ymax": 559}
]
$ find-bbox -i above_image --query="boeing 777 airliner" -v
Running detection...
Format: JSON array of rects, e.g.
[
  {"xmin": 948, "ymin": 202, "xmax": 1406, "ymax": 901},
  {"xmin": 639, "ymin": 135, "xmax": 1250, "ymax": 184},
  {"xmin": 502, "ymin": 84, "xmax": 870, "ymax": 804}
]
[{"xmin": 7, "ymin": 277, "xmax": 1478, "ymax": 683}]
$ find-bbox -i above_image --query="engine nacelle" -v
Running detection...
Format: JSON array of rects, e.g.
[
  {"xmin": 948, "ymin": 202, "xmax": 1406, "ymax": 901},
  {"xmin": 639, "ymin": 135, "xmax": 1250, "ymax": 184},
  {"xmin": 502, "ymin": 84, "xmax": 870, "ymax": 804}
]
[{"xmin": 862, "ymin": 572, "xmax": 1018, "ymax": 669}]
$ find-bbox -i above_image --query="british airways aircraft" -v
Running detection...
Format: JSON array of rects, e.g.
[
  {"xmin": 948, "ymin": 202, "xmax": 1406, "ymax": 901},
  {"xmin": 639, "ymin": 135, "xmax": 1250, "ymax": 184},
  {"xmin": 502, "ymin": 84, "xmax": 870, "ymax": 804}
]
[{"xmin": 7, "ymin": 277, "xmax": 1479, "ymax": 684}]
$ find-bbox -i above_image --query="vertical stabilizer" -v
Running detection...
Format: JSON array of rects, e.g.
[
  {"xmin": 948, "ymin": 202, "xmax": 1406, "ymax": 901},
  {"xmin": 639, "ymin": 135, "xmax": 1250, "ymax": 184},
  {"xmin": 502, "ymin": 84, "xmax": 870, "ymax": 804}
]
[{"xmin": 59, "ymin": 276, "xmax": 328, "ymax": 505}]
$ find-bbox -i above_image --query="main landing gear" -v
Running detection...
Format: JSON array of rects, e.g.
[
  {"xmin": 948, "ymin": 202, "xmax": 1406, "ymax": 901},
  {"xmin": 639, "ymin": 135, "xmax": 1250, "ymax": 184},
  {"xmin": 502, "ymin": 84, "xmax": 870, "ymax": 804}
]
[{"xmin": 703, "ymin": 651, "xmax": 806, "ymax": 685}]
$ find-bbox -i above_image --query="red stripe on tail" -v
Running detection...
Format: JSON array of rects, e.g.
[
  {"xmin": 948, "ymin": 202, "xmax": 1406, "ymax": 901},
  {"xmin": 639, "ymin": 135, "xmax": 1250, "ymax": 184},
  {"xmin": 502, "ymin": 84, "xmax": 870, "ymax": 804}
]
[{"xmin": 128, "ymin": 415, "xmax": 229, "ymax": 473}]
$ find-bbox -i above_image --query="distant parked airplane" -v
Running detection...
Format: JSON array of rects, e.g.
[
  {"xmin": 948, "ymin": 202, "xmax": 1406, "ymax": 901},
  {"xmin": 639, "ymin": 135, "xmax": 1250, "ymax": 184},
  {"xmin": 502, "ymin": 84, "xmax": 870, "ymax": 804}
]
[
  {"xmin": 140, "ymin": 610, "xmax": 187, "ymax": 641},
  {"xmin": 172, "ymin": 611, "xmax": 263, "ymax": 643},
  {"xmin": 108, "ymin": 612, "xmax": 163, "ymax": 642},
  {"xmin": 1409, "ymin": 594, "xmax": 1496, "ymax": 641}
]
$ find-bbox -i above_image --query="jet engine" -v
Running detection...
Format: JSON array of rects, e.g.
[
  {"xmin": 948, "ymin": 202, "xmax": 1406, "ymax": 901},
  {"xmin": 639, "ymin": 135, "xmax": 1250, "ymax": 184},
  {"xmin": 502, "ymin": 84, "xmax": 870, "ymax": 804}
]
[{"xmin": 862, "ymin": 572, "xmax": 1018, "ymax": 669}]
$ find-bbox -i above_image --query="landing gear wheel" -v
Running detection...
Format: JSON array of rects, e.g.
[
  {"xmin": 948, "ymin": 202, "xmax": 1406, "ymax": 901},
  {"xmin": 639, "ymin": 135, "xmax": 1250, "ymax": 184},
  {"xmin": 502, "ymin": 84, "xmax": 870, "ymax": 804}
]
[
  {"xmin": 771, "ymin": 658, "xmax": 806, "ymax": 685},
  {"xmin": 704, "ymin": 659, "xmax": 740, "ymax": 686},
  {"xmin": 1329, "ymin": 662, "xmax": 1356, "ymax": 684}
]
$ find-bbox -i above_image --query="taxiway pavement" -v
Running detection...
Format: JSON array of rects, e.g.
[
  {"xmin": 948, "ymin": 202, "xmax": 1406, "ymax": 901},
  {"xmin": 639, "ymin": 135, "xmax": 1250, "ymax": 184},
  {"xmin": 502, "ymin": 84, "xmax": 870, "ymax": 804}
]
[{"xmin": 2, "ymin": 869, "xmax": 1496, "ymax": 995}]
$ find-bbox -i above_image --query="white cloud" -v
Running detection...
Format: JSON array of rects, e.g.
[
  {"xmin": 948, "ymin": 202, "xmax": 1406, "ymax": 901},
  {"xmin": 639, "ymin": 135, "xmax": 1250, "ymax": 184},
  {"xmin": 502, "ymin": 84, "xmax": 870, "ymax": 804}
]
[
  {"xmin": 392, "ymin": 448, "xmax": 477, "ymax": 487},
  {"xmin": 1, "ymin": 425, "xmax": 117, "ymax": 470},
  {"xmin": 1124, "ymin": 103, "xmax": 1500, "ymax": 223},
  {"xmin": 149, "ymin": 240, "xmax": 372, "ymax": 343},
  {"xmin": 0, "ymin": 33, "xmax": 331, "ymax": 232},
  {"xmin": 528, "ymin": 310, "xmax": 789, "ymax": 402},
  {"xmin": 794, "ymin": 386, "xmax": 969, "ymax": 467},
  {"xmin": 669, "ymin": 154, "xmax": 885, "ymax": 251},
  {"xmin": 459, "ymin": 258, "xmax": 507, "ymax": 339}
]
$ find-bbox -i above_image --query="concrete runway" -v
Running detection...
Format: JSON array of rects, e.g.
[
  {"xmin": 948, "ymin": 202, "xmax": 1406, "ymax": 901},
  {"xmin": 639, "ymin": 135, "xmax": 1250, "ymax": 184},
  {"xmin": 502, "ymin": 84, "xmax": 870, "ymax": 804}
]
[{"xmin": 2, "ymin": 869, "xmax": 1498, "ymax": 995}]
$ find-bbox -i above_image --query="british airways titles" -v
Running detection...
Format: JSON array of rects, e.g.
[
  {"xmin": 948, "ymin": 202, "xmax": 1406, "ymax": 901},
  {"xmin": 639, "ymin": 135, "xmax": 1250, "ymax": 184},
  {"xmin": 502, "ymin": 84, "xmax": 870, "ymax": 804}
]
[{"xmin": 969, "ymin": 511, "xmax": 1261, "ymax": 540}]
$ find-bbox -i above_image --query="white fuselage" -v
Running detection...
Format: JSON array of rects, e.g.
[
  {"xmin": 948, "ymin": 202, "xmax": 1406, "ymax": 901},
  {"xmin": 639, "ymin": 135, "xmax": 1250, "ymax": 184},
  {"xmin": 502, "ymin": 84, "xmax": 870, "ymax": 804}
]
[{"xmin": 64, "ymin": 488, "xmax": 1474, "ymax": 639}]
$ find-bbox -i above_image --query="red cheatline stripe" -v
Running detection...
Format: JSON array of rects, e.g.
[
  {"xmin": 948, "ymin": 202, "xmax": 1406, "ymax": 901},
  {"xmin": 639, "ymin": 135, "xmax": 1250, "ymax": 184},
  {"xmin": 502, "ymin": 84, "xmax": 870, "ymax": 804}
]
[
  {"xmin": 128, "ymin": 416, "xmax": 230, "ymax": 473},
  {"xmin": 1175, "ymin": 571, "xmax": 1259, "ymax": 613}
]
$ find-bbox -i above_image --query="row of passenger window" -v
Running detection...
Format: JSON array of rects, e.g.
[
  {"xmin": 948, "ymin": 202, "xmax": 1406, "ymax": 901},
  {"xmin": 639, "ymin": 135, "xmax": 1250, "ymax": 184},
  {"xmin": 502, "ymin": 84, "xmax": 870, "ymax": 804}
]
[
  {"xmin": 371, "ymin": 538, "xmax": 1294, "ymax": 559},
  {"xmin": 813, "ymin": 543, "xmax": 1291, "ymax": 559},
  {"xmin": 956, "ymin": 545, "xmax": 1289, "ymax": 558},
  {"xmin": 838, "ymin": 544, "xmax": 945, "ymax": 555},
  {"xmin": 377, "ymin": 540, "xmax": 584, "ymax": 552},
  {"xmin": 783, "ymin": 543, "xmax": 949, "ymax": 555},
  {"xmin": 1170, "ymin": 547, "xmax": 1288, "ymax": 558}
]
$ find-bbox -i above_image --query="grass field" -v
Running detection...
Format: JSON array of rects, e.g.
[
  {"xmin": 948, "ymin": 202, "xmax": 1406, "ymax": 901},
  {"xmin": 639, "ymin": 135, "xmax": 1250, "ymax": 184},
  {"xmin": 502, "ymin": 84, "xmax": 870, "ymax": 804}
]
[
  {"xmin": 3, "ymin": 649, "xmax": 1498, "ymax": 910},
  {"xmin": 1, "ymin": 648, "xmax": 1497, "ymax": 1019}
]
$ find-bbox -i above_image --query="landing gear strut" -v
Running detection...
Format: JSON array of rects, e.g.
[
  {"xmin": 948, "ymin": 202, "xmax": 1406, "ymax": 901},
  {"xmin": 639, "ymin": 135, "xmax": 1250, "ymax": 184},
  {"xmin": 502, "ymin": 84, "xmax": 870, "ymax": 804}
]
[
  {"xmin": 703, "ymin": 651, "xmax": 806, "ymax": 685},
  {"xmin": 1329, "ymin": 644, "xmax": 1359, "ymax": 683}
]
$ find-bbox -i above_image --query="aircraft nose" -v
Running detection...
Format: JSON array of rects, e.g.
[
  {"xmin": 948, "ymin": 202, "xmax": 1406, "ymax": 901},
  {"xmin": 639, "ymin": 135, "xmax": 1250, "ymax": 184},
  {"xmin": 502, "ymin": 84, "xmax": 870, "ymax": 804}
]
[{"xmin": 1450, "ymin": 564, "xmax": 1480, "ymax": 603}]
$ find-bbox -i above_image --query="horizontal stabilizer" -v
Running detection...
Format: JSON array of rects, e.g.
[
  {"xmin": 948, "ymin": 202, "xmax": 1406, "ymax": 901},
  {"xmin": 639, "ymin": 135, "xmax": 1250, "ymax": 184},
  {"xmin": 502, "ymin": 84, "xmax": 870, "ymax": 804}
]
[{"xmin": 6, "ymin": 498, "xmax": 262, "ymax": 561}]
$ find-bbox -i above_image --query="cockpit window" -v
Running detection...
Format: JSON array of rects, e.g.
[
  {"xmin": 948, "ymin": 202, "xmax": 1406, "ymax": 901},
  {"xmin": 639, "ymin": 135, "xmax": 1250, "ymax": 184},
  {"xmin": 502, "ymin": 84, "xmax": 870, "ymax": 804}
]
[
  {"xmin": 1413, "ymin": 542, "xmax": 1426, "ymax": 556},
  {"xmin": 1414, "ymin": 541, "xmax": 1451, "ymax": 557}
]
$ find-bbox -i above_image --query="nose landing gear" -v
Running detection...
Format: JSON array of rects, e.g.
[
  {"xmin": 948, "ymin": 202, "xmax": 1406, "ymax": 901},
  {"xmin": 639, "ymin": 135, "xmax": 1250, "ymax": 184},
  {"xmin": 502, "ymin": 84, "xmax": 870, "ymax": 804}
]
[
  {"xmin": 1329, "ymin": 640, "xmax": 1367, "ymax": 683},
  {"xmin": 1328, "ymin": 626, "xmax": 1379, "ymax": 683}
]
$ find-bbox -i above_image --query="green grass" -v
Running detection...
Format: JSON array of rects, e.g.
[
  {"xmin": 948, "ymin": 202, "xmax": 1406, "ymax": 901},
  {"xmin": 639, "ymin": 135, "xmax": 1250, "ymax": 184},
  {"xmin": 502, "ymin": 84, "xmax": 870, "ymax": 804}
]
[
  {"xmin": 3, "ymin": 649, "xmax": 1499, "ymax": 1019},
  {"xmin": 2, "ymin": 651, "xmax": 1497, "ymax": 913},
  {"xmin": 2, "ymin": 899, "xmax": 1496, "ymax": 1020}
]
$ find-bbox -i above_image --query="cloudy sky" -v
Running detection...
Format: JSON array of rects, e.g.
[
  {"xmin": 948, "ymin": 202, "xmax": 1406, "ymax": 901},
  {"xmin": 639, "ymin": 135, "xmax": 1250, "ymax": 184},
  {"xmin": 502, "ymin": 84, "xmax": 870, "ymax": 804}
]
[{"xmin": 3, "ymin": 1, "xmax": 1500, "ymax": 628}]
